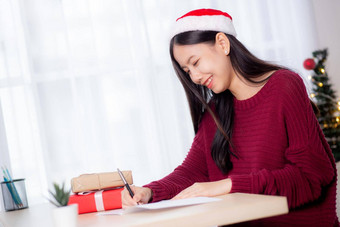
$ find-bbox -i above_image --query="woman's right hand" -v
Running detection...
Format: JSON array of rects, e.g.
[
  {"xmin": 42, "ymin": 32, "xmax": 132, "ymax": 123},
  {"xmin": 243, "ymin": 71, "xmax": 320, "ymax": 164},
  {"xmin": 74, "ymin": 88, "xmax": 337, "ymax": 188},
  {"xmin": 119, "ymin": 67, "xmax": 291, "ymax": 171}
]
[{"xmin": 121, "ymin": 186, "xmax": 153, "ymax": 208}]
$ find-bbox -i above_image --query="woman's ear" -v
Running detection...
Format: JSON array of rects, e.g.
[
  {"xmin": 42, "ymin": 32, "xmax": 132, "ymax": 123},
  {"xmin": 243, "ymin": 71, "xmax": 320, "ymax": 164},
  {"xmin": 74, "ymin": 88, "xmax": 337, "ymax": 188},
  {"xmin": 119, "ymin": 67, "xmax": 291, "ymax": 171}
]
[{"xmin": 215, "ymin": 32, "xmax": 230, "ymax": 55}]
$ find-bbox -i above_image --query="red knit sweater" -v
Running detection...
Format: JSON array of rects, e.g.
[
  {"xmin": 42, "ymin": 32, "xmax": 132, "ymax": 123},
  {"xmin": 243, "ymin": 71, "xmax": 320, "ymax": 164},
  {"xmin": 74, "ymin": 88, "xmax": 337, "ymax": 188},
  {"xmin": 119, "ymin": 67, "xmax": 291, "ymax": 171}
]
[{"xmin": 144, "ymin": 69, "xmax": 339, "ymax": 226}]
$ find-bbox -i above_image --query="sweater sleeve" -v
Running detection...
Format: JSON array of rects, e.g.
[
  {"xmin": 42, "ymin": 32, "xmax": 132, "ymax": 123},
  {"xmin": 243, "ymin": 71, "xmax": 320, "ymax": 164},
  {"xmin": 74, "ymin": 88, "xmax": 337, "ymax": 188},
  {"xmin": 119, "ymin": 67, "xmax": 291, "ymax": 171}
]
[
  {"xmin": 144, "ymin": 118, "xmax": 209, "ymax": 202},
  {"xmin": 229, "ymin": 73, "xmax": 336, "ymax": 209}
]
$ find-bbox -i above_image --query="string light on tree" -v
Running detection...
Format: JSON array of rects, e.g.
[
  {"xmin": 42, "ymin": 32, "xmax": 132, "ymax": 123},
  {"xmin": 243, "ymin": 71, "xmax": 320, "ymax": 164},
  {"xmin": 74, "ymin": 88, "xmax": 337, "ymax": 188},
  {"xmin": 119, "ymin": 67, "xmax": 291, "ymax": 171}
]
[{"xmin": 303, "ymin": 49, "xmax": 340, "ymax": 161}]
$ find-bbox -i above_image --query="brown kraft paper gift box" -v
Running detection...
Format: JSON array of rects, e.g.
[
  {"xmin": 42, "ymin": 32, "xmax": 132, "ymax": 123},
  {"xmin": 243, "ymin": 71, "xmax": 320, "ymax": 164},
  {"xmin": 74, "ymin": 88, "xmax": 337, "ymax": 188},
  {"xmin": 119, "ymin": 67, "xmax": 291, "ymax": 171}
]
[{"xmin": 71, "ymin": 171, "xmax": 133, "ymax": 193}]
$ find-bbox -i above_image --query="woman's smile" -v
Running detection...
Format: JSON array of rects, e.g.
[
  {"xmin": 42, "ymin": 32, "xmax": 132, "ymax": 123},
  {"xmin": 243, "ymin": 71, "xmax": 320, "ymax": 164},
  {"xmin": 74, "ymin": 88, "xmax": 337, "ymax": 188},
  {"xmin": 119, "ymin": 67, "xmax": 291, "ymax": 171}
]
[{"xmin": 203, "ymin": 76, "xmax": 213, "ymax": 89}]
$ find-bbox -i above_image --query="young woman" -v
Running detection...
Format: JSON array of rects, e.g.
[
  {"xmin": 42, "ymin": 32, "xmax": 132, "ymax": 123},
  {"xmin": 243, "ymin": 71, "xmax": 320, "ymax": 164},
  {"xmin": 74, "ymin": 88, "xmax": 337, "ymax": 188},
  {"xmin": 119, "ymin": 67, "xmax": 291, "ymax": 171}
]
[{"xmin": 121, "ymin": 9, "xmax": 338, "ymax": 226}]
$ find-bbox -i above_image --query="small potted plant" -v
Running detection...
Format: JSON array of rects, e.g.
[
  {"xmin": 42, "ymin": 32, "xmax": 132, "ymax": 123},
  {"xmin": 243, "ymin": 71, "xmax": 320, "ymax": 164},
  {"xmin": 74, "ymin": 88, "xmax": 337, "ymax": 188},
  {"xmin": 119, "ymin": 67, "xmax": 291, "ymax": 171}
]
[{"xmin": 48, "ymin": 182, "xmax": 78, "ymax": 227}]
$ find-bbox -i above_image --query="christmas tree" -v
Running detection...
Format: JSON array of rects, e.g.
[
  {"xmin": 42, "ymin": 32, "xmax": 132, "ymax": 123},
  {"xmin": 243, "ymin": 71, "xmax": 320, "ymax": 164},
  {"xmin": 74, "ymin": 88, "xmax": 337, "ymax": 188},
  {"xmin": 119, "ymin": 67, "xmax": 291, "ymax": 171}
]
[{"xmin": 303, "ymin": 49, "xmax": 340, "ymax": 162}]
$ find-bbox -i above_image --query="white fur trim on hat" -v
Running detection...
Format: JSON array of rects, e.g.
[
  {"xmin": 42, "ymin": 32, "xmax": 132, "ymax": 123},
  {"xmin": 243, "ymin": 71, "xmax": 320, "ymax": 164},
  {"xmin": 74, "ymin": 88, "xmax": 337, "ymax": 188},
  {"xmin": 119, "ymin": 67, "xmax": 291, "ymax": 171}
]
[{"xmin": 170, "ymin": 13, "xmax": 237, "ymax": 39}]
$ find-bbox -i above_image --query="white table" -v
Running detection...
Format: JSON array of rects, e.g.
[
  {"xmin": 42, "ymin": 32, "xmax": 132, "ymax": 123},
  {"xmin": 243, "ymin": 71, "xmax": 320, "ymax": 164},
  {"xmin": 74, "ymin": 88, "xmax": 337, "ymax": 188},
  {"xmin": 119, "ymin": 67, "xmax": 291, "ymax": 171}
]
[{"xmin": 0, "ymin": 193, "xmax": 288, "ymax": 227}]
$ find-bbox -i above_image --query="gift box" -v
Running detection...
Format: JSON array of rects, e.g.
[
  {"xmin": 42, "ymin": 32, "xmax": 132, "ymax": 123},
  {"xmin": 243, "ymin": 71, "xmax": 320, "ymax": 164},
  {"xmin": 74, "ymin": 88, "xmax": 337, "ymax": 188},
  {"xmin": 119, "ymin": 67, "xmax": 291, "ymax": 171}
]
[
  {"xmin": 68, "ymin": 188, "xmax": 123, "ymax": 214},
  {"xmin": 71, "ymin": 171, "xmax": 133, "ymax": 193}
]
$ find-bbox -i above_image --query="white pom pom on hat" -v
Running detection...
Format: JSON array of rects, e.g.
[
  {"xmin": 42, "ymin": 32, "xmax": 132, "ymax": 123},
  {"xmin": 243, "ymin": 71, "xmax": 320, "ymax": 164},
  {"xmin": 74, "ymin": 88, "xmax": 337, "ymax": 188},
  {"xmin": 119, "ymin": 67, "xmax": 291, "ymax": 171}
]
[{"xmin": 170, "ymin": 8, "xmax": 237, "ymax": 39}]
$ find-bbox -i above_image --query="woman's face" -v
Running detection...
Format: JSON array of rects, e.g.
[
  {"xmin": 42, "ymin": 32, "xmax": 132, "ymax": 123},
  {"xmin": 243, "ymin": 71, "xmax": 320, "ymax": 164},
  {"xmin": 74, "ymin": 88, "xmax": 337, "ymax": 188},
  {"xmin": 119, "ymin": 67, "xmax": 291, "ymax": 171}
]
[{"xmin": 173, "ymin": 37, "xmax": 235, "ymax": 94}]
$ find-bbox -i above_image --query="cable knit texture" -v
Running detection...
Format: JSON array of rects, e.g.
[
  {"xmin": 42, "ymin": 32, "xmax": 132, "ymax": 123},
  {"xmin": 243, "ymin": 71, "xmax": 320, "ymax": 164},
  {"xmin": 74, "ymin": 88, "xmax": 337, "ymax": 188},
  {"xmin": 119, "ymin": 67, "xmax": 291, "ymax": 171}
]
[{"xmin": 144, "ymin": 69, "xmax": 339, "ymax": 226}]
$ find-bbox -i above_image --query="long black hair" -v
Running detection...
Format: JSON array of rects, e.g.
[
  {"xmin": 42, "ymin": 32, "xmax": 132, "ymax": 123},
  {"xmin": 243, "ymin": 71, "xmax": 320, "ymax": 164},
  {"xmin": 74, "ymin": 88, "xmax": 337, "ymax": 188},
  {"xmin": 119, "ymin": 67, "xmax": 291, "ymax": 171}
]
[{"xmin": 170, "ymin": 31, "xmax": 283, "ymax": 174}]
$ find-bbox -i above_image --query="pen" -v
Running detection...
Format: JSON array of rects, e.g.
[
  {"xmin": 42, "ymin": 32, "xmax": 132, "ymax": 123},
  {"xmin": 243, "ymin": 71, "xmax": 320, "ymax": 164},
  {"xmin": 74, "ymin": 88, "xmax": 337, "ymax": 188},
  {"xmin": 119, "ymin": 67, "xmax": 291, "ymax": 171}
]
[
  {"xmin": 117, "ymin": 168, "xmax": 134, "ymax": 198},
  {"xmin": 2, "ymin": 166, "xmax": 23, "ymax": 207}
]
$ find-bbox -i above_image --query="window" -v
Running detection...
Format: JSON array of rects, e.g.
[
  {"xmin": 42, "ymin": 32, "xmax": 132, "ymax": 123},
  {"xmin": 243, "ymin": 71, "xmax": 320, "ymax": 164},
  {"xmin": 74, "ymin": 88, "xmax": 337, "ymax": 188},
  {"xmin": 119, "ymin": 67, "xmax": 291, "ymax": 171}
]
[{"xmin": 0, "ymin": 0, "xmax": 318, "ymax": 208}]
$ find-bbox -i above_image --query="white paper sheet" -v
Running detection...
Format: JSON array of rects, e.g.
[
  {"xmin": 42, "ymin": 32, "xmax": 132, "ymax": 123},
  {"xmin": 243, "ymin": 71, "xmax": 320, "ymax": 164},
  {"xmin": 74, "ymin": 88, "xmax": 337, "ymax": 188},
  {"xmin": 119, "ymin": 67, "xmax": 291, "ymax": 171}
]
[{"xmin": 97, "ymin": 197, "xmax": 222, "ymax": 216}]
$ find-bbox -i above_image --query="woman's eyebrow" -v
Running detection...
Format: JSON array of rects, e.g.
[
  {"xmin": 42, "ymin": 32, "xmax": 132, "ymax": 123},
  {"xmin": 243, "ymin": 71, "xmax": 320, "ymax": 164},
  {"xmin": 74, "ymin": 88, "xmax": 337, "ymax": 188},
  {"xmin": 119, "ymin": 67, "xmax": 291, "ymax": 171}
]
[{"xmin": 186, "ymin": 55, "xmax": 195, "ymax": 64}]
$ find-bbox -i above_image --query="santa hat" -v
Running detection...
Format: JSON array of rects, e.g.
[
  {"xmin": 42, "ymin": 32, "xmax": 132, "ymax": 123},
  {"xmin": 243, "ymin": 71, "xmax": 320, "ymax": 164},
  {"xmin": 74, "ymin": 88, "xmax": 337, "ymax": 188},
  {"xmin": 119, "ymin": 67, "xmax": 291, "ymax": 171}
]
[{"xmin": 170, "ymin": 9, "xmax": 237, "ymax": 39}]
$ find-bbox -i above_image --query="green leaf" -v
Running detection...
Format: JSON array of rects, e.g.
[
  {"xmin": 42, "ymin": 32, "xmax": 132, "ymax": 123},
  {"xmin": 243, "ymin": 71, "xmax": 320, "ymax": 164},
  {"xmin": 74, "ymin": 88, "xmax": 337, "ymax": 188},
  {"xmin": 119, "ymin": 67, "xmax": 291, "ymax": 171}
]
[{"xmin": 48, "ymin": 181, "xmax": 70, "ymax": 207}]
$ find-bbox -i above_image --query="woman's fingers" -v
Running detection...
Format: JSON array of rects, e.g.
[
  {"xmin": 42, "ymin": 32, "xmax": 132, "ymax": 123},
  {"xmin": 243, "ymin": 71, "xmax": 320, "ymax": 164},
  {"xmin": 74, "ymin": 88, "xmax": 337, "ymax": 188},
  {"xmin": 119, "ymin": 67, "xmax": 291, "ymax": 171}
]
[
  {"xmin": 172, "ymin": 184, "xmax": 199, "ymax": 200},
  {"xmin": 121, "ymin": 186, "xmax": 153, "ymax": 208},
  {"xmin": 121, "ymin": 187, "xmax": 137, "ymax": 208},
  {"xmin": 172, "ymin": 180, "xmax": 231, "ymax": 200}
]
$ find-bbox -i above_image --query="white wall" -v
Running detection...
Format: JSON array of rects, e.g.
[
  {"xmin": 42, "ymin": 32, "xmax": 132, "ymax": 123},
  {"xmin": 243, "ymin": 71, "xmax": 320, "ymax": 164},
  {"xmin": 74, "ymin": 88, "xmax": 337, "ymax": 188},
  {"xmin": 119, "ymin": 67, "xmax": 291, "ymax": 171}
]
[{"xmin": 312, "ymin": 0, "xmax": 340, "ymax": 91}]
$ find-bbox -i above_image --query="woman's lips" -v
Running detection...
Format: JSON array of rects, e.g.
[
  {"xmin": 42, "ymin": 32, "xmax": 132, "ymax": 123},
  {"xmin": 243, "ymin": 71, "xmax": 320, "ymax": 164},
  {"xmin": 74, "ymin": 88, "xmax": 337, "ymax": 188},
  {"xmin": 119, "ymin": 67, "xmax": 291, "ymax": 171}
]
[{"xmin": 204, "ymin": 76, "xmax": 213, "ymax": 89}]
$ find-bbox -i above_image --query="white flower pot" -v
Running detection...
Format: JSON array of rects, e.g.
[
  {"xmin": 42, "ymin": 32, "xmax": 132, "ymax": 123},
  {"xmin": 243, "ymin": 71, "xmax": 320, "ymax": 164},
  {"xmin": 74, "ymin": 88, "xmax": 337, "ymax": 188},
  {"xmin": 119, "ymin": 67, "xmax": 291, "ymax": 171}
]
[{"xmin": 52, "ymin": 204, "xmax": 78, "ymax": 227}]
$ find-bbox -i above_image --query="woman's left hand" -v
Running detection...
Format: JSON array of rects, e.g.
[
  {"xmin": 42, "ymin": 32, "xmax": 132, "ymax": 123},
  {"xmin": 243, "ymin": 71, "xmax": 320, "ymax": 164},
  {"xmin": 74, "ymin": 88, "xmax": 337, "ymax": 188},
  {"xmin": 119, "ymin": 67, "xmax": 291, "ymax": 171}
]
[{"xmin": 172, "ymin": 178, "xmax": 232, "ymax": 200}]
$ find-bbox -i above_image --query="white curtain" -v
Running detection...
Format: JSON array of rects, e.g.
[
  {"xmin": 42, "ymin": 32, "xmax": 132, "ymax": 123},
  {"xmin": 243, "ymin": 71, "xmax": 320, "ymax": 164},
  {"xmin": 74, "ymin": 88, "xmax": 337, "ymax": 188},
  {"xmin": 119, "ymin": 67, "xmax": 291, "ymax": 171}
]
[{"xmin": 0, "ymin": 0, "xmax": 318, "ymax": 207}]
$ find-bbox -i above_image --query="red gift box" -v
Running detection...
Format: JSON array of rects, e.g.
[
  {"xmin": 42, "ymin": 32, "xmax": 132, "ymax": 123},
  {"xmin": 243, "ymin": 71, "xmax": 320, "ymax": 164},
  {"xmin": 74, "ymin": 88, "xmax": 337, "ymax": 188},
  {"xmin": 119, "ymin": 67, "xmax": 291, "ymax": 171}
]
[{"xmin": 68, "ymin": 188, "xmax": 123, "ymax": 214}]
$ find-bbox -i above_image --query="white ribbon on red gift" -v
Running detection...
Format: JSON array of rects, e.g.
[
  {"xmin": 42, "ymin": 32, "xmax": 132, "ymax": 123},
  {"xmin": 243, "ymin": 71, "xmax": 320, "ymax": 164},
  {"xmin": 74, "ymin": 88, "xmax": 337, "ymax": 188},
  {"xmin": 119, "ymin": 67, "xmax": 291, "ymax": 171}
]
[
  {"xmin": 77, "ymin": 187, "xmax": 123, "ymax": 212},
  {"xmin": 94, "ymin": 190, "xmax": 105, "ymax": 211}
]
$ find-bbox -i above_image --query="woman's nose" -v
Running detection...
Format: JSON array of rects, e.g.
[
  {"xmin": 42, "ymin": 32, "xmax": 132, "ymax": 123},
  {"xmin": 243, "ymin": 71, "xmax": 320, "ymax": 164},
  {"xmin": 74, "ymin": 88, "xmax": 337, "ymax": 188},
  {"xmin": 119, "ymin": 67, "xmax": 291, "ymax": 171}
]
[{"xmin": 190, "ymin": 69, "xmax": 202, "ymax": 85}]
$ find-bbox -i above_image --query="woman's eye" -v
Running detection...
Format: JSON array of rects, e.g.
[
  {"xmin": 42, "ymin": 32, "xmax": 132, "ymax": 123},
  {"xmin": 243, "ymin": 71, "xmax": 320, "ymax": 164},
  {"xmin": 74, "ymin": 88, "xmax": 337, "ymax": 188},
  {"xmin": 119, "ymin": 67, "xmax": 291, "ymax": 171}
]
[{"xmin": 193, "ymin": 60, "xmax": 199, "ymax": 66}]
